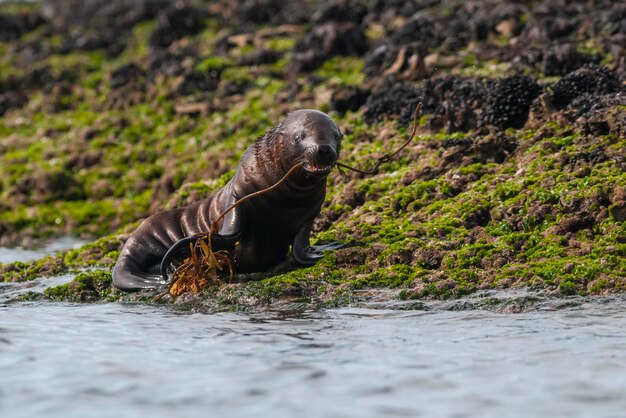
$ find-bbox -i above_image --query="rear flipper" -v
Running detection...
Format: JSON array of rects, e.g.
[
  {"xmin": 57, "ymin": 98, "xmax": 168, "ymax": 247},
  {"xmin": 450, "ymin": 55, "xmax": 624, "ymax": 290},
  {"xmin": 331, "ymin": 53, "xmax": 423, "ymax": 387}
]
[
  {"xmin": 160, "ymin": 232, "xmax": 240, "ymax": 283},
  {"xmin": 292, "ymin": 220, "xmax": 343, "ymax": 266},
  {"xmin": 112, "ymin": 253, "xmax": 168, "ymax": 291}
]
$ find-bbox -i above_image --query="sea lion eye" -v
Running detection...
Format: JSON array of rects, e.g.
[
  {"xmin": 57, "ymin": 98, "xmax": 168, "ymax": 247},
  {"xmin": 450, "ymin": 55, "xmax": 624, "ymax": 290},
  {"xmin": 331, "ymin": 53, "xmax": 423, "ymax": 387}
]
[{"xmin": 293, "ymin": 131, "xmax": 305, "ymax": 144}]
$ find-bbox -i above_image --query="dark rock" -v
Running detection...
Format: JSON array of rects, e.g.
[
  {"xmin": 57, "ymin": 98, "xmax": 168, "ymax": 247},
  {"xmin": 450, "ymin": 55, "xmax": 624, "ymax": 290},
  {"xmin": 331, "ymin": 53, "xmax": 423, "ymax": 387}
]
[
  {"xmin": 420, "ymin": 76, "xmax": 489, "ymax": 133},
  {"xmin": 363, "ymin": 42, "xmax": 428, "ymax": 79},
  {"xmin": 42, "ymin": 0, "xmax": 171, "ymax": 56},
  {"xmin": 558, "ymin": 213, "xmax": 595, "ymax": 233},
  {"xmin": 110, "ymin": 63, "xmax": 144, "ymax": 89},
  {"xmin": 549, "ymin": 65, "xmax": 620, "ymax": 110},
  {"xmin": 41, "ymin": 0, "xmax": 169, "ymax": 31},
  {"xmin": 464, "ymin": 207, "xmax": 491, "ymax": 229},
  {"xmin": 10, "ymin": 170, "xmax": 86, "ymax": 204},
  {"xmin": 363, "ymin": 80, "xmax": 420, "ymax": 125},
  {"xmin": 368, "ymin": 0, "xmax": 428, "ymax": 18},
  {"xmin": 540, "ymin": 43, "xmax": 601, "ymax": 76},
  {"xmin": 0, "ymin": 91, "xmax": 29, "ymax": 116},
  {"xmin": 232, "ymin": 0, "xmax": 312, "ymax": 25},
  {"xmin": 0, "ymin": 11, "xmax": 44, "ymax": 42},
  {"xmin": 387, "ymin": 13, "xmax": 441, "ymax": 49},
  {"xmin": 412, "ymin": 248, "xmax": 444, "ymax": 269},
  {"xmin": 64, "ymin": 150, "xmax": 103, "ymax": 170},
  {"xmin": 147, "ymin": 50, "xmax": 189, "ymax": 79},
  {"xmin": 236, "ymin": 49, "xmax": 282, "ymax": 66},
  {"xmin": 148, "ymin": 3, "xmax": 207, "ymax": 49},
  {"xmin": 330, "ymin": 86, "xmax": 369, "ymax": 114},
  {"xmin": 513, "ymin": 43, "xmax": 602, "ymax": 76},
  {"xmin": 479, "ymin": 75, "xmax": 542, "ymax": 130},
  {"xmin": 574, "ymin": 93, "xmax": 626, "ymax": 136},
  {"xmin": 290, "ymin": 22, "xmax": 368, "ymax": 73},
  {"xmin": 23, "ymin": 66, "xmax": 55, "ymax": 90},
  {"xmin": 313, "ymin": 0, "xmax": 368, "ymax": 24},
  {"xmin": 176, "ymin": 70, "xmax": 220, "ymax": 96}
]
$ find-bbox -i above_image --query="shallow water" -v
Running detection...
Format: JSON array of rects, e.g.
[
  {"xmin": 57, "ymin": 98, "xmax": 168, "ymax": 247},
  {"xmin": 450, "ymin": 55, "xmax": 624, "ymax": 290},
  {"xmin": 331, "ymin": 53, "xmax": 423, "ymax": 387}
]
[
  {"xmin": 0, "ymin": 247, "xmax": 624, "ymax": 417},
  {"xmin": 0, "ymin": 237, "xmax": 86, "ymax": 264},
  {"xmin": 2, "ymin": 292, "xmax": 626, "ymax": 418}
]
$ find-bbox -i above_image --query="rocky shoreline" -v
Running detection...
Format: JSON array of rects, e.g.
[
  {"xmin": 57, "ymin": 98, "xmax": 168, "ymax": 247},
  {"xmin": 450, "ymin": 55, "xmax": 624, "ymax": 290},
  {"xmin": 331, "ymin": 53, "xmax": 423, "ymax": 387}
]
[{"xmin": 1, "ymin": 0, "xmax": 625, "ymax": 306}]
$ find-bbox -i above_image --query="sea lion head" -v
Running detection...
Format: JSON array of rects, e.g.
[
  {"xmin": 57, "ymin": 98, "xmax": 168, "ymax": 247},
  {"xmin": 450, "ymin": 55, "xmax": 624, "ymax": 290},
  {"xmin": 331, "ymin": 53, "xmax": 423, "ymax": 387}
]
[{"xmin": 280, "ymin": 109, "xmax": 342, "ymax": 176}]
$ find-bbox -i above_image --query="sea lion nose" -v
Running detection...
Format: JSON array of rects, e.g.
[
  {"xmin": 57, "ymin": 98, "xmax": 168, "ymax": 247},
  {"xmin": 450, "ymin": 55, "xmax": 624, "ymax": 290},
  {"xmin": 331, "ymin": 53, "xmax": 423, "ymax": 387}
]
[{"xmin": 316, "ymin": 144, "xmax": 335, "ymax": 165}]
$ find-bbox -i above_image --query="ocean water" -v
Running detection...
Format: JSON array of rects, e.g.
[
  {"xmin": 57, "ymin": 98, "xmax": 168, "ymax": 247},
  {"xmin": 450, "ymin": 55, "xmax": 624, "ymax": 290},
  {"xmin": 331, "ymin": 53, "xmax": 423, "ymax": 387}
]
[{"xmin": 2, "ymin": 290, "xmax": 626, "ymax": 418}]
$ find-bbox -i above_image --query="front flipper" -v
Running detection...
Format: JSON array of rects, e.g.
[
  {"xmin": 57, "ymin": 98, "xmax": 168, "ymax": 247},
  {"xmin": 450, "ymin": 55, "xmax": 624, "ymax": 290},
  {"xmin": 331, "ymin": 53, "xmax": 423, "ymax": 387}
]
[
  {"xmin": 292, "ymin": 221, "xmax": 343, "ymax": 266},
  {"xmin": 160, "ymin": 232, "xmax": 240, "ymax": 282}
]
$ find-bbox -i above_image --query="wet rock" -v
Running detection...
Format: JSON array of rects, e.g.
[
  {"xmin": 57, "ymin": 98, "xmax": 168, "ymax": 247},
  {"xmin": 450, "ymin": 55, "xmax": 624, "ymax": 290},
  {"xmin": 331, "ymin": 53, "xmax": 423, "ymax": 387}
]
[
  {"xmin": 12, "ymin": 39, "xmax": 55, "ymax": 67},
  {"xmin": 42, "ymin": 0, "xmax": 169, "ymax": 31},
  {"xmin": 110, "ymin": 63, "xmax": 145, "ymax": 89},
  {"xmin": 10, "ymin": 170, "xmax": 86, "ymax": 205},
  {"xmin": 313, "ymin": 0, "xmax": 368, "ymax": 24},
  {"xmin": 0, "ymin": 11, "xmax": 44, "ymax": 42},
  {"xmin": 548, "ymin": 65, "xmax": 620, "ymax": 110},
  {"xmin": 526, "ymin": 202, "xmax": 555, "ymax": 224},
  {"xmin": 445, "ymin": 171, "xmax": 477, "ymax": 194},
  {"xmin": 175, "ymin": 70, "xmax": 220, "ymax": 96},
  {"xmin": 236, "ymin": 49, "xmax": 282, "ymax": 66},
  {"xmin": 457, "ymin": 1, "xmax": 528, "ymax": 42},
  {"xmin": 43, "ymin": 80, "xmax": 75, "ymax": 112},
  {"xmin": 367, "ymin": 0, "xmax": 428, "ymax": 20},
  {"xmin": 475, "ymin": 132, "xmax": 517, "ymax": 164},
  {"xmin": 42, "ymin": 0, "xmax": 171, "ymax": 56},
  {"xmin": 363, "ymin": 42, "xmax": 429, "ymax": 81},
  {"xmin": 231, "ymin": 0, "xmax": 312, "ymax": 25},
  {"xmin": 59, "ymin": 29, "xmax": 126, "ymax": 56},
  {"xmin": 147, "ymin": 49, "xmax": 190, "ymax": 79},
  {"xmin": 517, "ymin": 0, "xmax": 582, "ymax": 43},
  {"xmin": 64, "ymin": 150, "xmax": 103, "ymax": 170},
  {"xmin": 575, "ymin": 93, "xmax": 626, "ymax": 136},
  {"xmin": 388, "ymin": 13, "xmax": 441, "ymax": 49},
  {"xmin": 412, "ymin": 248, "xmax": 444, "ymax": 270},
  {"xmin": 513, "ymin": 43, "xmax": 602, "ymax": 77},
  {"xmin": 609, "ymin": 187, "xmax": 626, "ymax": 222},
  {"xmin": 148, "ymin": 3, "xmax": 207, "ymax": 49},
  {"xmin": 334, "ymin": 246, "xmax": 369, "ymax": 267},
  {"xmin": 419, "ymin": 76, "xmax": 489, "ymax": 133},
  {"xmin": 363, "ymin": 11, "xmax": 440, "ymax": 79},
  {"xmin": 541, "ymin": 44, "xmax": 601, "ymax": 76},
  {"xmin": 103, "ymin": 84, "xmax": 147, "ymax": 111},
  {"xmin": 363, "ymin": 80, "xmax": 420, "ymax": 125},
  {"xmin": 290, "ymin": 22, "xmax": 368, "ymax": 73},
  {"xmin": 479, "ymin": 75, "xmax": 542, "ymax": 130},
  {"xmin": 557, "ymin": 213, "xmax": 596, "ymax": 234},
  {"xmin": 330, "ymin": 86, "xmax": 369, "ymax": 114},
  {"xmin": 23, "ymin": 66, "xmax": 55, "ymax": 90},
  {"xmin": 588, "ymin": 3, "xmax": 626, "ymax": 41},
  {"xmin": 0, "ymin": 91, "xmax": 29, "ymax": 116}
]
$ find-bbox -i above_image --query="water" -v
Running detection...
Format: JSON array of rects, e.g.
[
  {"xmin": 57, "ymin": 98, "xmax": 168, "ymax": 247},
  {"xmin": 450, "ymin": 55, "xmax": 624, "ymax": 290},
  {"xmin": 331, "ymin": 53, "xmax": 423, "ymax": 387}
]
[
  {"xmin": 2, "ymin": 293, "xmax": 626, "ymax": 418},
  {"xmin": 1, "ymin": 238, "xmax": 625, "ymax": 417},
  {"xmin": 0, "ymin": 237, "xmax": 86, "ymax": 264}
]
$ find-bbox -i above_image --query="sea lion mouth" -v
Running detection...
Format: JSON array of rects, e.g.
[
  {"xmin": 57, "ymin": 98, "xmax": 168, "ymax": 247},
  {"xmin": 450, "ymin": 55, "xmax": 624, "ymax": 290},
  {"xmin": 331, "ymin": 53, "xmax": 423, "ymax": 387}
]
[{"xmin": 303, "ymin": 162, "xmax": 334, "ymax": 174}]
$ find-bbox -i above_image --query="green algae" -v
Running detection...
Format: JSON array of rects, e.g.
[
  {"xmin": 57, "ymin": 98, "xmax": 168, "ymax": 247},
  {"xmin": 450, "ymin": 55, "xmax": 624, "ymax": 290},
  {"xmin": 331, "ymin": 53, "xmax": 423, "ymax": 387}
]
[
  {"xmin": 0, "ymin": 255, "xmax": 66, "ymax": 283},
  {"xmin": 314, "ymin": 56, "xmax": 365, "ymax": 86},
  {"xmin": 41, "ymin": 270, "xmax": 119, "ymax": 302},
  {"xmin": 0, "ymin": 2, "xmax": 625, "ymax": 308}
]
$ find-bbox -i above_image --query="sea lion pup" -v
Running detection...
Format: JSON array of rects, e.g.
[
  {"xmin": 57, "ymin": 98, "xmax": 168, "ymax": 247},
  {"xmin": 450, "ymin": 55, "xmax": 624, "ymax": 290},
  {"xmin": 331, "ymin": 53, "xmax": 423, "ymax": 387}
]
[{"xmin": 112, "ymin": 109, "xmax": 343, "ymax": 290}]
